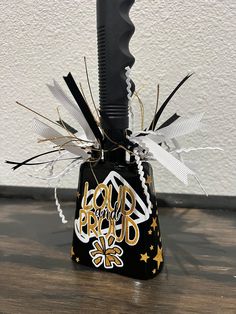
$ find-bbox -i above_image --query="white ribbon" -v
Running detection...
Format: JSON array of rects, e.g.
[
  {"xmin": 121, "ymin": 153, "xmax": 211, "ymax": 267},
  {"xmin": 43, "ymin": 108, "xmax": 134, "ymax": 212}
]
[
  {"xmin": 132, "ymin": 113, "xmax": 205, "ymax": 146},
  {"xmin": 54, "ymin": 159, "xmax": 83, "ymax": 224},
  {"xmin": 175, "ymin": 147, "xmax": 224, "ymax": 154},
  {"xmin": 33, "ymin": 118, "xmax": 88, "ymax": 158},
  {"xmin": 135, "ymin": 136, "xmax": 194, "ymax": 185},
  {"xmin": 47, "ymin": 80, "xmax": 96, "ymax": 142},
  {"xmin": 155, "ymin": 113, "xmax": 204, "ymax": 140},
  {"xmin": 130, "ymin": 111, "xmax": 225, "ymax": 193}
]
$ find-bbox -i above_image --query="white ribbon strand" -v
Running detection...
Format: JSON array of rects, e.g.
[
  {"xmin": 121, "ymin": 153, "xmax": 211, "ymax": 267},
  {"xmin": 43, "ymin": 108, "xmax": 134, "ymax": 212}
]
[
  {"xmin": 156, "ymin": 113, "xmax": 204, "ymax": 140},
  {"xmin": 175, "ymin": 147, "xmax": 224, "ymax": 154},
  {"xmin": 33, "ymin": 118, "xmax": 88, "ymax": 158},
  {"xmin": 47, "ymin": 80, "xmax": 96, "ymax": 142},
  {"xmin": 54, "ymin": 159, "xmax": 83, "ymax": 224},
  {"xmin": 136, "ymin": 136, "xmax": 195, "ymax": 185}
]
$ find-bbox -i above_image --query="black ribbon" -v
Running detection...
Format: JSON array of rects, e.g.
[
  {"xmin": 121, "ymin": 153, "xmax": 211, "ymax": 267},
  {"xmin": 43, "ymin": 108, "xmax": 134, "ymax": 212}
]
[
  {"xmin": 5, "ymin": 150, "xmax": 62, "ymax": 170},
  {"xmin": 63, "ymin": 73, "xmax": 103, "ymax": 143},
  {"xmin": 148, "ymin": 73, "xmax": 194, "ymax": 131}
]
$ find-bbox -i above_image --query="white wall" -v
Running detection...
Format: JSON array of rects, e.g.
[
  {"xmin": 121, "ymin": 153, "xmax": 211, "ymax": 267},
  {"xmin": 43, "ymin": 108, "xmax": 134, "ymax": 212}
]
[{"xmin": 0, "ymin": 0, "xmax": 235, "ymax": 196}]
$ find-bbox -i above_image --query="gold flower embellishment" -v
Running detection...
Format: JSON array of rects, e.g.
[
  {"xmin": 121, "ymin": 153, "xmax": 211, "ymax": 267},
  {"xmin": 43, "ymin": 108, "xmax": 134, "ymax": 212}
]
[{"xmin": 89, "ymin": 236, "xmax": 124, "ymax": 269}]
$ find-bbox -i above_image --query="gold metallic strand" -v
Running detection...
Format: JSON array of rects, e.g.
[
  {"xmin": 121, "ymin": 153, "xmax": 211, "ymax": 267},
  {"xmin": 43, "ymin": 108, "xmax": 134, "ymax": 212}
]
[
  {"xmin": 151, "ymin": 84, "xmax": 160, "ymax": 131},
  {"xmin": 133, "ymin": 91, "xmax": 145, "ymax": 130},
  {"xmin": 83, "ymin": 56, "xmax": 100, "ymax": 120},
  {"xmin": 79, "ymin": 82, "xmax": 89, "ymax": 105},
  {"xmin": 56, "ymin": 106, "xmax": 85, "ymax": 144},
  {"xmin": 16, "ymin": 101, "xmax": 86, "ymax": 145},
  {"xmin": 102, "ymin": 129, "xmax": 137, "ymax": 157},
  {"xmin": 16, "ymin": 101, "xmax": 60, "ymax": 128}
]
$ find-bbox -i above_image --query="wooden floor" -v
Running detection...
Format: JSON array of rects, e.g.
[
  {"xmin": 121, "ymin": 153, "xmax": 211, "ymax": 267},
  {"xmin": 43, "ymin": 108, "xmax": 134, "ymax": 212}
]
[{"xmin": 0, "ymin": 199, "xmax": 235, "ymax": 314}]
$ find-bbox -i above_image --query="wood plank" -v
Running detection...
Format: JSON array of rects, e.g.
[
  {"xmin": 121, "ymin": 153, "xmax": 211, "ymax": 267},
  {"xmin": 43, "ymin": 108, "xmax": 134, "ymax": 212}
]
[{"xmin": 0, "ymin": 199, "xmax": 235, "ymax": 313}]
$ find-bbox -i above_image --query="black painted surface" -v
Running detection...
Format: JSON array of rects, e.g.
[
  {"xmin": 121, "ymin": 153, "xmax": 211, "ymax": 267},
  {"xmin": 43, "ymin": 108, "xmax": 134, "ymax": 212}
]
[{"xmin": 72, "ymin": 160, "xmax": 163, "ymax": 279}]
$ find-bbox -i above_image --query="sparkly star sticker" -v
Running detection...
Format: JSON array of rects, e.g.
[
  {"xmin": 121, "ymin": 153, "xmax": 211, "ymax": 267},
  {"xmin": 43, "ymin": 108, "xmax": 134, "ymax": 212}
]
[
  {"xmin": 153, "ymin": 246, "xmax": 163, "ymax": 269},
  {"xmin": 76, "ymin": 257, "xmax": 80, "ymax": 263},
  {"xmin": 140, "ymin": 253, "xmax": 150, "ymax": 263},
  {"xmin": 146, "ymin": 175, "xmax": 153, "ymax": 185},
  {"xmin": 148, "ymin": 229, "xmax": 152, "ymax": 235},
  {"xmin": 152, "ymin": 269, "xmax": 157, "ymax": 274},
  {"xmin": 150, "ymin": 245, "xmax": 154, "ymax": 251},
  {"xmin": 151, "ymin": 217, "xmax": 158, "ymax": 231}
]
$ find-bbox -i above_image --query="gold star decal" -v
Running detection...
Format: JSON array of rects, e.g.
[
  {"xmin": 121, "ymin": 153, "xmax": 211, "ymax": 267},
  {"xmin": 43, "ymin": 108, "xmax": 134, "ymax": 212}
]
[
  {"xmin": 150, "ymin": 245, "xmax": 154, "ymax": 251},
  {"xmin": 148, "ymin": 229, "xmax": 152, "ymax": 235},
  {"xmin": 71, "ymin": 246, "xmax": 75, "ymax": 257},
  {"xmin": 146, "ymin": 175, "xmax": 153, "ymax": 185},
  {"xmin": 76, "ymin": 192, "xmax": 80, "ymax": 199},
  {"xmin": 151, "ymin": 217, "xmax": 158, "ymax": 231},
  {"xmin": 153, "ymin": 246, "xmax": 163, "ymax": 269},
  {"xmin": 140, "ymin": 253, "xmax": 150, "ymax": 263},
  {"xmin": 152, "ymin": 269, "xmax": 157, "ymax": 274},
  {"xmin": 76, "ymin": 257, "xmax": 80, "ymax": 263}
]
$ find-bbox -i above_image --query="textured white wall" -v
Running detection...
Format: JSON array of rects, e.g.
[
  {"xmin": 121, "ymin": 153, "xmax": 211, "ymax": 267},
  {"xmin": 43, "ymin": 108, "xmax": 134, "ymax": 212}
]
[{"xmin": 0, "ymin": 0, "xmax": 235, "ymax": 195}]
